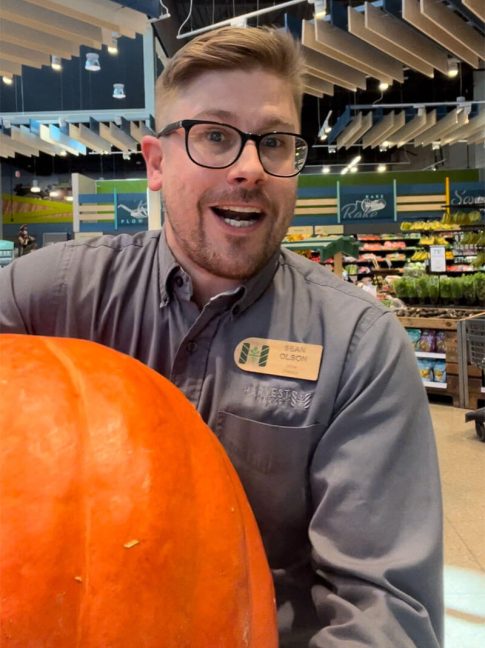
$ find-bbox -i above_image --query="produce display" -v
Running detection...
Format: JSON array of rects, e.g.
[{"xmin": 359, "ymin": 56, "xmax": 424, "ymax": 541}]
[
  {"xmin": 0, "ymin": 336, "xmax": 277, "ymax": 648},
  {"xmin": 441, "ymin": 209, "xmax": 483, "ymax": 225},
  {"xmin": 394, "ymin": 273, "xmax": 485, "ymax": 306}
]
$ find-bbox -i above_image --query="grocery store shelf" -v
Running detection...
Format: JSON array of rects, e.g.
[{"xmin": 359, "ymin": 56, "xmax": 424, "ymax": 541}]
[
  {"xmin": 423, "ymin": 380, "xmax": 448, "ymax": 389},
  {"xmin": 416, "ymin": 352, "xmax": 446, "ymax": 359}
]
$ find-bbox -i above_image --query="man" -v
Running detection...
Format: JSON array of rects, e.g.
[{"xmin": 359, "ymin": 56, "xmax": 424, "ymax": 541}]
[
  {"xmin": 17, "ymin": 225, "xmax": 36, "ymax": 256},
  {"xmin": 0, "ymin": 27, "xmax": 443, "ymax": 647}
]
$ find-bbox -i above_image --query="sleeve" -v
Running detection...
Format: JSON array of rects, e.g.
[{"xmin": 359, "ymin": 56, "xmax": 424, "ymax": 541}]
[
  {"xmin": 308, "ymin": 312, "xmax": 443, "ymax": 648},
  {"xmin": 0, "ymin": 245, "xmax": 66, "ymax": 334}
]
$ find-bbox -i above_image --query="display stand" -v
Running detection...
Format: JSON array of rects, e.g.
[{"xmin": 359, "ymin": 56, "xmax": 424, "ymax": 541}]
[{"xmin": 284, "ymin": 237, "xmax": 360, "ymax": 277}]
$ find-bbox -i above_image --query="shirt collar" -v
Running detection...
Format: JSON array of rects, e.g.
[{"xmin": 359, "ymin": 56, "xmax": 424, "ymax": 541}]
[{"xmin": 157, "ymin": 227, "xmax": 280, "ymax": 313}]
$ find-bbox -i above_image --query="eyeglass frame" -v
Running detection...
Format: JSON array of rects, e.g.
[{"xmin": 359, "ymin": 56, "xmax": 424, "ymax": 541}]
[{"xmin": 156, "ymin": 119, "xmax": 309, "ymax": 178}]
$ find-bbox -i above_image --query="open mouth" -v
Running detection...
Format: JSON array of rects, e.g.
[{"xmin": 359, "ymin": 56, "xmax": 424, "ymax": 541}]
[{"xmin": 211, "ymin": 205, "xmax": 264, "ymax": 229}]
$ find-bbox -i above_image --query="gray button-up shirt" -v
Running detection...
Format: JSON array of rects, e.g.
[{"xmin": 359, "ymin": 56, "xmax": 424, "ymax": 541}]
[{"xmin": 0, "ymin": 230, "xmax": 443, "ymax": 647}]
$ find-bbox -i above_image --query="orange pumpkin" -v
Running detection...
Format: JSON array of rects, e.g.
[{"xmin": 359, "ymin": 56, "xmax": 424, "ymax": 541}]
[{"xmin": 0, "ymin": 335, "xmax": 277, "ymax": 647}]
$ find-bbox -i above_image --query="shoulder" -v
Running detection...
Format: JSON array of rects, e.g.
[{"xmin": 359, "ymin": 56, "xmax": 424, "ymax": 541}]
[
  {"xmin": 278, "ymin": 247, "xmax": 387, "ymax": 313},
  {"xmin": 57, "ymin": 230, "xmax": 162, "ymax": 269},
  {"xmin": 69, "ymin": 230, "xmax": 161, "ymax": 253}
]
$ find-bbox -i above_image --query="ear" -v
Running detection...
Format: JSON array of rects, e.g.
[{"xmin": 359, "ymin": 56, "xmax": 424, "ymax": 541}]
[{"xmin": 141, "ymin": 135, "xmax": 163, "ymax": 191}]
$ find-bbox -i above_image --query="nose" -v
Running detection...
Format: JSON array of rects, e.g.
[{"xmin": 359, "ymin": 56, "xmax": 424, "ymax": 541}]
[{"xmin": 226, "ymin": 140, "xmax": 267, "ymax": 186}]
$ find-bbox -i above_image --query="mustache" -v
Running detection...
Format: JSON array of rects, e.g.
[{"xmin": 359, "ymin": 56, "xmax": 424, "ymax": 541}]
[{"xmin": 200, "ymin": 188, "xmax": 271, "ymax": 210}]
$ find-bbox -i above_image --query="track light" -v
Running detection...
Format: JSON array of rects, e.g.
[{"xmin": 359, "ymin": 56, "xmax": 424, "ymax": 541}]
[
  {"xmin": 378, "ymin": 81, "xmax": 389, "ymax": 92},
  {"xmin": 328, "ymin": 146, "xmax": 336, "ymax": 154},
  {"xmin": 107, "ymin": 34, "xmax": 119, "ymax": 55},
  {"xmin": 30, "ymin": 180, "xmax": 41, "ymax": 193},
  {"xmin": 2, "ymin": 75, "xmax": 13, "ymax": 85},
  {"xmin": 432, "ymin": 141, "xmax": 440, "ymax": 150},
  {"xmin": 447, "ymin": 59, "xmax": 459, "ymax": 78},
  {"xmin": 377, "ymin": 164, "xmax": 387, "ymax": 173},
  {"xmin": 85, "ymin": 53, "xmax": 101, "ymax": 72},
  {"xmin": 113, "ymin": 83, "xmax": 126, "ymax": 99},
  {"xmin": 51, "ymin": 56, "xmax": 62, "ymax": 71}
]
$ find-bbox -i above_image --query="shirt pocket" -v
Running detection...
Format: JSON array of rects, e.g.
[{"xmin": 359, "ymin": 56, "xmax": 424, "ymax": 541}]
[{"xmin": 215, "ymin": 410, "xmax": 322, "ymax": 569}]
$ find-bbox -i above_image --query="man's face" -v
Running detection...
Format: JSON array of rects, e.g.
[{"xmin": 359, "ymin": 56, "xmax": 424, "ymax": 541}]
[{"xmin": 144, "ymin": 68, "xmax": 300, "ymax": 282}]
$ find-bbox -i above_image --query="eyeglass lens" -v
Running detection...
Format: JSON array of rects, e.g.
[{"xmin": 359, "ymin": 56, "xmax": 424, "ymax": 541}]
[{"xmin": 187, "ymin": 123, "xmax": 307, "ymax": 176}]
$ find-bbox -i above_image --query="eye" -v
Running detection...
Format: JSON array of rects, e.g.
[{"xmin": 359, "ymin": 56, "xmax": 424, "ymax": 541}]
[
  {"xmin": 206, "ymin": 129, "xmax": 226, "ymax": 143},
  {"xmin": 262, "ymin": 135, "xmax": 283, "ymax": 148}
]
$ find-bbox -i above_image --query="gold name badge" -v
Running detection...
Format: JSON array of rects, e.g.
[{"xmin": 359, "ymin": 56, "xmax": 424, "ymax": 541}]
[{"xmin": 234, "ymin": 337, "xmax": 323, "ymax": 381}]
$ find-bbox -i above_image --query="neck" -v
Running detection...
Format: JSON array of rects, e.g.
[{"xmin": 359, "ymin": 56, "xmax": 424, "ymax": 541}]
[{"xmin": 165, "ymin": 229, "xmax": 241, "ymax": 309}]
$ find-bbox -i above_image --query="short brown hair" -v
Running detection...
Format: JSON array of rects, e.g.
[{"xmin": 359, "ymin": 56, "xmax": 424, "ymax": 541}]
[{"xmin": 156, "ymin": 26, "xmax": 304, "ymax": 126}]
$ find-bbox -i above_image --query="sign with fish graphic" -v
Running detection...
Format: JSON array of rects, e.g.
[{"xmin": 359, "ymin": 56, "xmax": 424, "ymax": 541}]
[{"xmin": 339, "ymin": 184, "xmax": 395, "ymax": 222}]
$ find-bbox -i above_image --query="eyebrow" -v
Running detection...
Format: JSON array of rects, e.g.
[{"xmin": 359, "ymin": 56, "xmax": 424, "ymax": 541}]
[{"xmin": 192, "ymin": 109, "xmax": 297, "ymax": 133}]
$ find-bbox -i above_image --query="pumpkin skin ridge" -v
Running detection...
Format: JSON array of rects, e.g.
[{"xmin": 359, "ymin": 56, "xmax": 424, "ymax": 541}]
[
  {"xmin": 0, "ymin": 334, "xmax": 278, "ymax": 647},
  {"xmin": 40, "ymin": 335, "xmax": 95, "ymax": 648}
]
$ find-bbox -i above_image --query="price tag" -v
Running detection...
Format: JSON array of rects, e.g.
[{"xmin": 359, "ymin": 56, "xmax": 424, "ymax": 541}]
[{"xmin": 429, "ymin": 245, "xmax": 446, "ymax": 273}]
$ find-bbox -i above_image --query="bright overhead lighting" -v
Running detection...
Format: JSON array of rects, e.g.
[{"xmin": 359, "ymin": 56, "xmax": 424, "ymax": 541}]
[
  {"xmin": 49, "ymin": 189, "xmax": 60, "ymax": 198},
  {"xmin": 350, "ymin": 166, "xmax": 358, "ymax": 173},
  {"xmin": 65, "ymin": 195, "xmax": 73, "ymax": 202},
  {"xmin": 107, "ymin": 34, "xmax": 119, "ymax": 55},
  {"xmin": 30, "ymin": 180, "xmax": 41, "ymax": 193},
  {"xmin": 340, "ymin": 166, "xmax": 349, "ymax": 175},
  {"xmin": 349, "ymin": 154, "xmax": 361, "ymax": 167},
  {"xmin": 447, "ymin": 59, "xmax": 459, "ymax": 78},
  {"xmin": 312, "ymin": 0, "xmax": 327, "ymax": 19},
  {"xmin": 113, "ymin": 83, "xmax": 126, "ymax": 99},
  {"xmin": 328, "ymin": 146, "xmax": 336, "ymax": 154},
  {"xmin": 319, "ymin": 133, "xmax": 327, "ymax": 142},
  {"xmin": 322, "ymin": 165, "xmax": 330, "ymax": 174},
  {"xmin": 378, "ymin": 81, "xmax": 389, "ymax": 92},
  {"xmin": 85, "ymin": 53, "xmax": 101, "ymax": 72},
  {"xmin": 432, "ymin": 141, "xmax": 440, "ymax": 150},
  {"xmin": 58, "ymin": 150, "xmax": 67, "ymax": 157},
  {"xmin": 377, "ymin": 164, "xmax": 387, "ymax": 173},
  {"xmin": 2, "ymin": 76, "xmax": 13, "ymax": 85},
  {"xmin": 51, "ymin": 56, "xmax": 62, "ymax": 72}
]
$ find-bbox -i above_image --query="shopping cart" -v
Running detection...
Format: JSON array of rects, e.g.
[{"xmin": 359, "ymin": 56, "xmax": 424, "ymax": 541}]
[{"xmin": 464, "ymin": 315, "xmax": 485, "ymax": 442}]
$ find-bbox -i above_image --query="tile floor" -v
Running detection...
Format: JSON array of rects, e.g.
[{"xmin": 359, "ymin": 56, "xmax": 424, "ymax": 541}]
[{"xmin": 430, "ymin": 403, "xmax": 485, "ymax": 647}]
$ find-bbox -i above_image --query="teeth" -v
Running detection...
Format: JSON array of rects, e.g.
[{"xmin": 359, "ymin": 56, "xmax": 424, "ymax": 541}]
[
  {"xmin": 223, "ymin": 218, "xmax": 255, "ymax": 228},
  {"xmin": 218, "ymin": 205, "xmax": 262, "ymax": 214}
]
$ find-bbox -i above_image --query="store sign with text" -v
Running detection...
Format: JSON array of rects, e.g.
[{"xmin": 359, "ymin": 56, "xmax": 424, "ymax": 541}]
[{"xmin": 339, "ymin": 184, "xmax": 395, "ymax": 222}]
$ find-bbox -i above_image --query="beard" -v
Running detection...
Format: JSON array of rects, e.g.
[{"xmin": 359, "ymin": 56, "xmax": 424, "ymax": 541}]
[{"xmin": 164, "ymin": 186, "xmax": 296, "ymax": 281}]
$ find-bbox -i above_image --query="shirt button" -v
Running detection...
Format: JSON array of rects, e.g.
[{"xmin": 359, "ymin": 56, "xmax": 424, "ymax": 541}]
[
  {"xmin": 186, "ymin": 341, "xmax": 197, "ymax": 353},
  {"xmin": 175, "ymin": 276, "xmax": 184, "ymax": 287}
]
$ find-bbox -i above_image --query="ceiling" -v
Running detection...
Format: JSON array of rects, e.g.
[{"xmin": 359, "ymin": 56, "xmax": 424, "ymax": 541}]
[{"xmin": 0, "ymin": 0, "xmax": 483, "ymax": 181}]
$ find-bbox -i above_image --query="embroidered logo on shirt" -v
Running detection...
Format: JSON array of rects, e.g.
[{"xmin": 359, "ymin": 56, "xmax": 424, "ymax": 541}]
[{"xmin": 244, "ymin": 384, "xmax": 313, "ymax": 409}]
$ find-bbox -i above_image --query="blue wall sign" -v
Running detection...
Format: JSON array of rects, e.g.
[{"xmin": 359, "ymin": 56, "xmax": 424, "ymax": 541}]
[{"xmin": 339, "ymin": 184, "xmax": 395, "ymax": 222}]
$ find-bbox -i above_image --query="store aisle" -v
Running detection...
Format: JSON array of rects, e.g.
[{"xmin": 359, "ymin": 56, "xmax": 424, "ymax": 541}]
[{"xmin": 430, "ymin": 404, "xmax": 485, "ymax": 648}]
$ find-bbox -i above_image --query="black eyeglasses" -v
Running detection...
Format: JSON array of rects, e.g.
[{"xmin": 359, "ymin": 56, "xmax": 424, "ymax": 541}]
[{"xmin": 157, "ymin": 119, "xmax": 309, "ymax": 178}]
